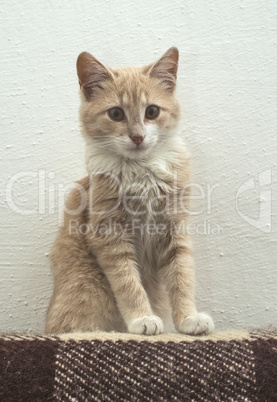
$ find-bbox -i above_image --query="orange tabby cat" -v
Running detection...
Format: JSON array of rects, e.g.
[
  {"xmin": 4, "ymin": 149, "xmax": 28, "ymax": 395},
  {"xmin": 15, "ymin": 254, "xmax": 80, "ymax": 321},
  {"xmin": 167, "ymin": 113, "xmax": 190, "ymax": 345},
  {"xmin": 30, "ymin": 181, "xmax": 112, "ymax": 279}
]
[{"xmin": 45, "ymin": 48, "xmax": 214, "ymax": 335}]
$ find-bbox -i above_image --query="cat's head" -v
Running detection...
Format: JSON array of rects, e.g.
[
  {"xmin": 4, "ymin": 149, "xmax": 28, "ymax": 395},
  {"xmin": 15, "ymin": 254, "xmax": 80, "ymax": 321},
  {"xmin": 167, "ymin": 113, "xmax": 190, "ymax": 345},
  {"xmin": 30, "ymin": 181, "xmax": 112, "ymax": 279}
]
[{"xmin": 77, "ymin": 48, "xmax": 180, "ymax": 160}]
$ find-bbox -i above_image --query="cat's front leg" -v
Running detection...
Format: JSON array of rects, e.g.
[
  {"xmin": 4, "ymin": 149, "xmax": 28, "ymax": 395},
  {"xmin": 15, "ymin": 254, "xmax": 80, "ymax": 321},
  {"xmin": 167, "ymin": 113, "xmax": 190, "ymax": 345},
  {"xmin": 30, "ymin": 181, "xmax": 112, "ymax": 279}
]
[
  {"xmin": 160, "ymin": 233, "xmax": 214, "ymax": 335},
  {"xmin": 91, "ymin": 233, "xmax": 163, "ymax": 335}
]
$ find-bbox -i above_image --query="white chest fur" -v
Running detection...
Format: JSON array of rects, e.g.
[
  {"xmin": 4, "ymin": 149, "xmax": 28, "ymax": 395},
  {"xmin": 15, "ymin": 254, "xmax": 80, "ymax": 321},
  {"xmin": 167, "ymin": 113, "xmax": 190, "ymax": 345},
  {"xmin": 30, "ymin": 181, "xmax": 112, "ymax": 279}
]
[{"xmin": 85, "ymin": 137, "xmax": 187, "ymax": 272}]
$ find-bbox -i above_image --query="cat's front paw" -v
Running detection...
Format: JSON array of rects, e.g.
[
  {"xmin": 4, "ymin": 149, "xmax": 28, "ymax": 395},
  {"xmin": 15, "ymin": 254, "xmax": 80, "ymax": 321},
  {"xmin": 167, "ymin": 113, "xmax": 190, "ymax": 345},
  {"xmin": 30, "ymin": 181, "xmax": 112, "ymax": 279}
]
[
  {"xmin": 128, "ymin": 315, "xmax": 164, "ymax": 335},
  {"xmin": 178, "ymin": 313, "xmax": 214, "ymax": 335}
]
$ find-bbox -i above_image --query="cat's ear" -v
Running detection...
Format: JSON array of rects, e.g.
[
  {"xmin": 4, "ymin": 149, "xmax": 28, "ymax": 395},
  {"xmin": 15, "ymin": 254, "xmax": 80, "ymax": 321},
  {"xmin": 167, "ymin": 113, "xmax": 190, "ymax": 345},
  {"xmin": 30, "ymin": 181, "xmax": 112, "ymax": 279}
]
[
  {"xmin": 76, "ymin": 52, "xmax": 113, "ymax": 99},
  {"xmin": 144, "ymin": 47, "xmax": 179, "ymax": 92}
]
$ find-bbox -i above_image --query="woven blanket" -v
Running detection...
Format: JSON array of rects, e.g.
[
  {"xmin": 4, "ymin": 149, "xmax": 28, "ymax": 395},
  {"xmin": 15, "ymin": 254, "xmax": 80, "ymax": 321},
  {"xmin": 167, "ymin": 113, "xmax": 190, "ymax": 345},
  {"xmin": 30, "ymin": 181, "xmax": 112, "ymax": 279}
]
[{"xmin": 1, "ymin": 328, "xmax": 276, "ymax": 401}]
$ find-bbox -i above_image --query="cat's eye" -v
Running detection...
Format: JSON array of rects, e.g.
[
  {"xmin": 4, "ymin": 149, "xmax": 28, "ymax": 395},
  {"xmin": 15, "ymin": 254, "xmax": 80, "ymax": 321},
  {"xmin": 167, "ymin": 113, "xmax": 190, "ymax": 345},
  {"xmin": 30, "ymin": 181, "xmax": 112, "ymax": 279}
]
[
  {"xmin": 108, "ymin": 107, "xmax": 125, "ymax": 122},
  {"xmin": 145, "ymin": 105, "xmax": 160, "ymax": 120}
]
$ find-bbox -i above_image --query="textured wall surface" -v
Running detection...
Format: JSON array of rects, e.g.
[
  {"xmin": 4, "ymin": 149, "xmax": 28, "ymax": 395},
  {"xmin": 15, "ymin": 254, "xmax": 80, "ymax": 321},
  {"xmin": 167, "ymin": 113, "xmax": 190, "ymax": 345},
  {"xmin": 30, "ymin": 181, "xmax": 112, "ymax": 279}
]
[{"xmin": 0, "ymin": 0, "xmax": 276, "ymax": 333}]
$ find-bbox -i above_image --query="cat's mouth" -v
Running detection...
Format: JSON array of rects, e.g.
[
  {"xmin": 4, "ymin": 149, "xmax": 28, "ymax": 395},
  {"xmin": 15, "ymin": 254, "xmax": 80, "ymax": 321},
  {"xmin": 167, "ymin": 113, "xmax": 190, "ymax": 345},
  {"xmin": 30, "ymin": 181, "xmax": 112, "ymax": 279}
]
[
  {"xmin": 119, "ymin": 138, "xmax": 154, "ymax": 159},
  {"xmin": 127, "ymin": 143, "xmax": 149, "ymax": 155}
]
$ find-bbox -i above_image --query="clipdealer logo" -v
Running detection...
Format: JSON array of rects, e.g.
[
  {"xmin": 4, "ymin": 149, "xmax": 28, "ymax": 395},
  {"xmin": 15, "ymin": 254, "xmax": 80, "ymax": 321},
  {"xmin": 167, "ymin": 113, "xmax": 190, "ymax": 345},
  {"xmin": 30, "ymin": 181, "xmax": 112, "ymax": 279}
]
[{"xmin": 5, "ymin": 168, "xmax": 273, "ymax": 234}]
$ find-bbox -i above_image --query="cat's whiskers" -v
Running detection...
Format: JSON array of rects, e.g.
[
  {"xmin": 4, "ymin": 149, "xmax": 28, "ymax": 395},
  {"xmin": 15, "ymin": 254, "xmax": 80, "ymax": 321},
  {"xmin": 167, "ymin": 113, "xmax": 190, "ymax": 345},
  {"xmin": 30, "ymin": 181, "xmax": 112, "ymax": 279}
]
[{"xmin": 89, "ymin": 138, "xmax": 117, "ymax": 148}]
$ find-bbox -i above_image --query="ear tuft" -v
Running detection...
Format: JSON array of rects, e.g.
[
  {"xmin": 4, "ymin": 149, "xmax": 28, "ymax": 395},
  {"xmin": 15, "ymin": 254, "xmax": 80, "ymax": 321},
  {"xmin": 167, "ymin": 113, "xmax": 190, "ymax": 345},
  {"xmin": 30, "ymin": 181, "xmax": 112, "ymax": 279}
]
[
  {"xmin": 76, "ymin": 52, "xmax": 112, "ymax": 99},
  {"xmin": 146, "ymin": 47, "xmax": 179, "ymax": 92}
]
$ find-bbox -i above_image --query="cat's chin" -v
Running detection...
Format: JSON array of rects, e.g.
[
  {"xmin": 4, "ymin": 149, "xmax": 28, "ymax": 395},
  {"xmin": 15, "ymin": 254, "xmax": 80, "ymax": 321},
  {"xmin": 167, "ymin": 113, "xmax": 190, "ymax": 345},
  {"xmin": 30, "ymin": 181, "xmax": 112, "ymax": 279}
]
[{"xmin": 120, "ymin": 145, "xmax": 152, "ymax": 160}]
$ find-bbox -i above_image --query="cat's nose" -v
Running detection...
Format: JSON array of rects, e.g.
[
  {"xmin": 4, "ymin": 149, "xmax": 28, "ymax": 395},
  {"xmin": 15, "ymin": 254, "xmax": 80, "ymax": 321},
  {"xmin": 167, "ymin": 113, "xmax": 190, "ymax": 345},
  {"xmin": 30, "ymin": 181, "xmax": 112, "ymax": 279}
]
[{"xmin": 130, "ymin": 135, "xmax": 145, "ymax": 145}]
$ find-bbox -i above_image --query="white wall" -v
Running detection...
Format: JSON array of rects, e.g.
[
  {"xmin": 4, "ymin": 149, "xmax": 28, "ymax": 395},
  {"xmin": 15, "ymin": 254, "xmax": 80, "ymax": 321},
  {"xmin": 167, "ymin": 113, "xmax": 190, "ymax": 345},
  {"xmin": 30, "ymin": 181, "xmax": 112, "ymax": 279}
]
[{"xmin": 1, "ymin": 0, "xmax": 276, "ymax": 333}]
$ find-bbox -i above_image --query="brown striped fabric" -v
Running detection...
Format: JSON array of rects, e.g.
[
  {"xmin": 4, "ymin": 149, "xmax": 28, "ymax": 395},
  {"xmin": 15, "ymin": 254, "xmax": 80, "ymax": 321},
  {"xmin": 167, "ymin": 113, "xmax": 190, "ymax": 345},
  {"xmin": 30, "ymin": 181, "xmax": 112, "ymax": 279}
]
[{"xmin": 0, "ymin": 328, "xmax": 276, "ymax": 401}]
